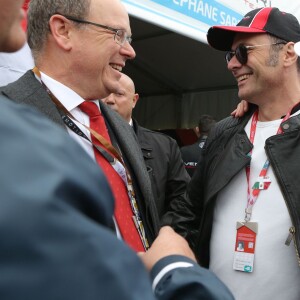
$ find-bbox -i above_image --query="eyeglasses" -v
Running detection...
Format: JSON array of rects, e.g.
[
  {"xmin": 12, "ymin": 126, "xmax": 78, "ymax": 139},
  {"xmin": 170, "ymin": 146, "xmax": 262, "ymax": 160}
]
[
  {"xmin": 58, "ymin": 14, "xmax": 132, "ymax": 46},
  {"xmin": 225, "ymin": 42, "xmax": 287, "ymax": 64}
]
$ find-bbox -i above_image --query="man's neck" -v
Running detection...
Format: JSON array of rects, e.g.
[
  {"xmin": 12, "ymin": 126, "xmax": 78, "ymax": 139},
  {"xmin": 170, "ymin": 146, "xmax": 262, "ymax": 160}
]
[
  {"xmin": 257, "ymin": 98, "xmax": 300, "ymax": 121},
  {"xmin": 255, "ymin": 74, "xmax": 300, "ymax": 121}
]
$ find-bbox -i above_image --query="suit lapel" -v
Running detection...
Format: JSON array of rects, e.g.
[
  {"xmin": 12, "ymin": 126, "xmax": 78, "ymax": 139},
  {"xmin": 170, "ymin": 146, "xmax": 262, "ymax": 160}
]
[
  {"xmin": 205, "ymin": 117, "xmax": 253, "ymax": 205},
  {"xmin": 99, "ymin": 102, "xmax": 160, "ymax": 238}
]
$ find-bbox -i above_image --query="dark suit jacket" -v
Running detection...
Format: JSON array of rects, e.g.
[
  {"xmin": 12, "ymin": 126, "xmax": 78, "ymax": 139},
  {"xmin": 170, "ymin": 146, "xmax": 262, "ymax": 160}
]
[
  {"xmin": 133, "ymin": 119, "xmax": 194, "ymax": 239},
  {"xmin": 0, "ymin": 70, "xmax": 160, "ymax": 244},
  {"xmin": 0, "ymin": 96, "xmax": 234, "ymax": 300}
]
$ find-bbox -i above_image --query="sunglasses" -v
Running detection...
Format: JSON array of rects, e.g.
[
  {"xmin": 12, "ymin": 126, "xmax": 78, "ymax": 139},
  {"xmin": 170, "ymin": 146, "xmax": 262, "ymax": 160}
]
[{"xmin": 225, "ymin": 42, "xmax": 287, "ymax": 65}]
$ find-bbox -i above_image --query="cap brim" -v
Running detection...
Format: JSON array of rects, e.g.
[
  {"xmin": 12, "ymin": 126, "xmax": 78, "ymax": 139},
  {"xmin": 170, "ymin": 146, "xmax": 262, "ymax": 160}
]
[{"xmin": 207, "ymin": 26, "xmax": 266, "ymax": 51}]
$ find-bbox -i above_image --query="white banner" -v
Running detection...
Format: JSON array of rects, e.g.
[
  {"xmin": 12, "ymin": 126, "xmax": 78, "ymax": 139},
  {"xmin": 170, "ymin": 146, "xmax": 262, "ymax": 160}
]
[{"xmin": 122, "ymin": 0, "xmax": 300, "ymax": 44}]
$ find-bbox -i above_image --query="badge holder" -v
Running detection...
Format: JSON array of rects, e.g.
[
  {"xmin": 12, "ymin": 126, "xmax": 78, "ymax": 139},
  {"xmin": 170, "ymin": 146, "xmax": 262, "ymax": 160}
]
[{"xmin": 233, "ymin": 221, "xmax": 258, "ymax": 273}]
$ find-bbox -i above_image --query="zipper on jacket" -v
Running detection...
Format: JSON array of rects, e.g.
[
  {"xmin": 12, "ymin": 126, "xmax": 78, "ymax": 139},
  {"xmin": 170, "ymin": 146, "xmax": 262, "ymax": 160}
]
[
  {"xmin": 285, "ymin": 226, "xmax": 300, "ymax": 266},
  {"xmin": 265, "ymin": 144, "xmax": 300, "ymax": 267},
  {"xmin": 285, "ymin": 227, "xmax": 295, "ymax": 246}
]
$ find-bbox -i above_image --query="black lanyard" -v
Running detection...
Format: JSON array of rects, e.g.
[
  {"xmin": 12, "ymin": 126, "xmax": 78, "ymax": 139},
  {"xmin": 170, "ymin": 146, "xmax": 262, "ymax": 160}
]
[{"xmin": 62, "ymin": 114, "xmax": 115, "ymax": 163}]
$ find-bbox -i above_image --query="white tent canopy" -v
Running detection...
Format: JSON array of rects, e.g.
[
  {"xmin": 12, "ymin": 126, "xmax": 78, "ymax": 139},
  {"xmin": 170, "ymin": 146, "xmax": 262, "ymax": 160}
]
[{"xmin": 122, "ymin": 0, "xmax": 300, "ymax": 129}]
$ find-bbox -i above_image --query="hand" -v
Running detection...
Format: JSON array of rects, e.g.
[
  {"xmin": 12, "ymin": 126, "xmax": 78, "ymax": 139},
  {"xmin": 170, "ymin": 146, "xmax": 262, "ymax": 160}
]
[
  {"xmin": 139, "ymin": 226, "xmax": 196, "ymax": 271},
  {"xmin": 231, "ymin": 100, "xmax": 249, "ymax": 118}
]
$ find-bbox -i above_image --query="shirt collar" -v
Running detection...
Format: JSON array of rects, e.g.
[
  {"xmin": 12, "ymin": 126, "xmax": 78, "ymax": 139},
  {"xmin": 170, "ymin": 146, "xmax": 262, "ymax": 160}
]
[{"xmin": 39, "ymin": 71, "xmax": 99, "ymax": 111}]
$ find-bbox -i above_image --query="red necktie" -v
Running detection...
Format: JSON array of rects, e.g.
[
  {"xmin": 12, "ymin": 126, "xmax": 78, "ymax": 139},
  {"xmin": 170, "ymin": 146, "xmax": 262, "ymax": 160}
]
[{"xmin": 79, "ymin": 101, "xmax": 144, "ymax": 252}]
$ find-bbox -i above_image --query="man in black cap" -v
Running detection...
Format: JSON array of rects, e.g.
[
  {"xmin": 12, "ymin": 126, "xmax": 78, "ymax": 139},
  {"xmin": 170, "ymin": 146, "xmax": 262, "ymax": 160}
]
[{"xmin": 189, "ymin": 7, "xmax": 300, "ymax": 299}]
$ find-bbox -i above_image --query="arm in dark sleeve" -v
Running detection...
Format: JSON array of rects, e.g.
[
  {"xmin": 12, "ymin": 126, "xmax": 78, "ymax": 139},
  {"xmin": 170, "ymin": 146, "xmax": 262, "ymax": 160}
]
[
  {"xmin": 167, "ymin": 144, "xmax": 208, "ymax": 250},
  {"xmin": 185, "ymin": 139, "xmax": 211, "ymax": 250},
  {"xmin": 161, "ymin": 138, "xmax": 201, "ymax": 245},
  {"xmin": 151, "ymin": 256, "xmax": 234, "ymax": 300},
  {"xmin": 0, "ymin": 98, "xmax": 155, "ymax": 300}
]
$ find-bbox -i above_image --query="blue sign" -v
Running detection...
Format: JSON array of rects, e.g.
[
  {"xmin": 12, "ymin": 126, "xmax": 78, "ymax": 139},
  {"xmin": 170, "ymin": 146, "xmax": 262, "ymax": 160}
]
[{"xmin": 150, "ymin": 0, "xmax": 243, "ymax": 26}]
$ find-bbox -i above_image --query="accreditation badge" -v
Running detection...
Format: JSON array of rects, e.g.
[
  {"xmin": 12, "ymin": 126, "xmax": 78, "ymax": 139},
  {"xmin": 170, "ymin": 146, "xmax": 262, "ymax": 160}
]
[{"xmin": 233, "ymin": 221, "xmax": 258, "ymax": 273}]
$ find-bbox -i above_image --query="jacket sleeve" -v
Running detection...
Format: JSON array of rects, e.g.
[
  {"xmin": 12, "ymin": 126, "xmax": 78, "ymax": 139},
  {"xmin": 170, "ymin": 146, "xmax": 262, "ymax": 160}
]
[
  {"xmin": 160, "ymin": 138, "xmax": 194, "ymax": 236},
  {"xmin": 151, "ymin": 256, "xmax": 234, "ymax": 300},
  {"xmin": 160, "ymin": 128, "xmax": 227, "ymax": 251}
]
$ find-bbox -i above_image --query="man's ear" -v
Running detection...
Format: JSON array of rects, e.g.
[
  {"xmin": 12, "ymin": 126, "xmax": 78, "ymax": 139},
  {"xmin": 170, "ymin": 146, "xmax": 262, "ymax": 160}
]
[
  {"xmin": 48, "ymin": 15, "xmax": 73, "ymax": 51},
  {"xmin": 284, "ymin": 42, "xmax": 298, "ymax": 67},
  {"xmin": 132, "ymin": 93, "xmax": 139, "ymax": 109}
]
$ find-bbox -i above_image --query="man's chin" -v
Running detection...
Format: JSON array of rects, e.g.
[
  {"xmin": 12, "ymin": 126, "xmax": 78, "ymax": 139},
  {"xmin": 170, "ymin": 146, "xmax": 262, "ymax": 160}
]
[{"xmin": 238, "ymin": 91, "xmax": 248, "ymax": 102}]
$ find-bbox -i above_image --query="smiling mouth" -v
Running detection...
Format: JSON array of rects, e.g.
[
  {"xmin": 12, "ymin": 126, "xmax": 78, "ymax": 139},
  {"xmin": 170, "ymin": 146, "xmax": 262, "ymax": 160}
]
[
  {"xmin": 110, "ymin": 64, "xmax": 123, "ymax": 72},
  {"xmin": 236, "ymin": 74, "xmax": 251, "ymax": 83}
]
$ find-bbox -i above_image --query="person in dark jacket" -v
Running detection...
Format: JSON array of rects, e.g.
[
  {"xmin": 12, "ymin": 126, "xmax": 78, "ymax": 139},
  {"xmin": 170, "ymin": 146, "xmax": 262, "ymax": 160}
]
[
  {"xmin": 189, "ymin": 7, "xmax": 300, "ymax": 300},
  {"xmin": 102, "ymin": 74, "xmax": 196, "ymax": 241},
  {"xmin": 180, "ymin": 115, "xmax": 216, "ymax": 177}
]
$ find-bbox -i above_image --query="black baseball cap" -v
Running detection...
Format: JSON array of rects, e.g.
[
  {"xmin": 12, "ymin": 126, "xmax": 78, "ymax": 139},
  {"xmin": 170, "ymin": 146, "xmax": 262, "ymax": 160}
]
[{"xmin": 207, "ymin": 7, "xmax": 300, "ymax": 51}]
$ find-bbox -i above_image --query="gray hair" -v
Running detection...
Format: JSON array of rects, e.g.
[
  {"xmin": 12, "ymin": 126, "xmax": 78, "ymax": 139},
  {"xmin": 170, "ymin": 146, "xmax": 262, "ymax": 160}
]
[
  {"xmin": 268, "ymin": 34, "xmax": 300, "ymax": 72},
  {"xmin": 28, "ymin": 0, "xmax": 91, "ymax": 60}
]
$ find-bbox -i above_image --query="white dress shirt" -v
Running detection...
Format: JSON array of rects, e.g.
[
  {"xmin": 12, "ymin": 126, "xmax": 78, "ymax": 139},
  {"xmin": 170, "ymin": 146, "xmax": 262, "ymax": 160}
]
[{"xmin": 40, "ymin": 72, "xmax": 99, "ymax": 161}]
